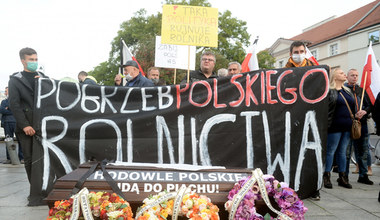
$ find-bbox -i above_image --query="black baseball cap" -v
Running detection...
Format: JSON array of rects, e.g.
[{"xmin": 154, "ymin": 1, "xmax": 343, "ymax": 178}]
[{"xmin": 123, "ymin": 60, "xmax": 139, "ymax": 69}]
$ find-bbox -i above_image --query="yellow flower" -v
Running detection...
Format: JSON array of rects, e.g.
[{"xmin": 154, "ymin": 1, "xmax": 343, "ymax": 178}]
[{"xmin": 160, "ymin": 209, "xmax": 169, "ymax": 218}]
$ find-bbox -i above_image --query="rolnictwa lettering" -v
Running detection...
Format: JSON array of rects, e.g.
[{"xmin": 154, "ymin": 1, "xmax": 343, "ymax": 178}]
[{"xmin": 30, "ymin": 66, "xmax": 329, "ymax": 200}]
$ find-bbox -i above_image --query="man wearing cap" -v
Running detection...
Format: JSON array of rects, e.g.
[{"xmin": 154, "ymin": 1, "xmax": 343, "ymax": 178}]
[{"xmin": 123, "ymin": 60, "xmax": 154, "ymax": 87}]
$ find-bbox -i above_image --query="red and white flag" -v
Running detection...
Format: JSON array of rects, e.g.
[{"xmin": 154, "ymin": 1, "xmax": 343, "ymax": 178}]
[
  {"xmin": 305, "ymin": 46, "xmax": 319, "ymax": 65},
  {"xmin": 121, "ymin": 39, "xmax": 145, "ymax": 75},
  {"xmin": 360, "ymin": 41, "xmax": 380, "ymax": 105},
  {"xmin": 241, "ymin": 38, "xmax": 259, "ymax": 72}
]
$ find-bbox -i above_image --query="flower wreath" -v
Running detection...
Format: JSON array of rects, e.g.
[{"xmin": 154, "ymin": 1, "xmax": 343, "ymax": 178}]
[
  {"xmin": 135, "ymin": 188, "xmax": 219, "ymax": 220},
  {"xmin": 47, "ymin": 199, "xmax": 74, "ymax": 220},
  {"xmin": 87, "ymin": 191, "xmax": 134, "ymax": 220},
  {"xmin": 224, "ymin": 169, "xmax": 307, "ymax": 220},
  {"xmin": 47, "ymin": 189, "xmax": 133, "ymax": 220}
]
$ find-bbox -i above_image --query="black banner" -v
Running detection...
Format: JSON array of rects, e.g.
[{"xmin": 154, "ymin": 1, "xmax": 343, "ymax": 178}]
[{"xmin": 31, "ymin": 66, "xmax": 329, "ymax": 201}]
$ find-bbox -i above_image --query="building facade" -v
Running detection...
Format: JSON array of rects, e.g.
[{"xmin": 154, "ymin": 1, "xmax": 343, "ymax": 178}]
[{"xmin": 268, "ymin": 0, "xmax": 380, "ymax": 81}]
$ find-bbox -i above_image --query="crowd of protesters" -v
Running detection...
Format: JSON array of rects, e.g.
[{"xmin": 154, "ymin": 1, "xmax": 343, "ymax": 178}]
[{"xmin": 2, "ymin": 44, "xmax": 380, "ymax": 207}]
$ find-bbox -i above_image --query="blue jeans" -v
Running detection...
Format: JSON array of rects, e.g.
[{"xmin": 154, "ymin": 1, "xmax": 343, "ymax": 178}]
[
  {"xmin": 325, "ymin": 131, "xmax": 351, "ymax": 172},
  {"xmin": 346, "ymin": 124, "xmax": 369, "ymax": 177}
]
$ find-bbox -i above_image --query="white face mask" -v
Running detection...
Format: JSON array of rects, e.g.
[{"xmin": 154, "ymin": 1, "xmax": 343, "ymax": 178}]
[
  {"xmin": 125, "ymin": 73, "xmax": 133, "ymax": 81},
  {"xmin": 292, "ymin": 54, "xmax": 306, "ymax": 64}
]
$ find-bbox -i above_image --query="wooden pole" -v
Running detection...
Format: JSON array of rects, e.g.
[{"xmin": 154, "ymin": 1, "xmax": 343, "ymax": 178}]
[
  {"xmin": 174, "ymin": 68, "xmax": 177, "ymax": 84},
  {"xmin": 359, "ymin": 71, "xmax": 367, "ymax": 111},
  {"xmin": 186, "ymin": 45, "xmax": 190, "ymax": 83}
]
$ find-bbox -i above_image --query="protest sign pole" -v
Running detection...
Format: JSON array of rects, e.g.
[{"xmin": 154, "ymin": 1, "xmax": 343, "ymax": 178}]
[
  {"xmin": 174, "ymin": 68, "xmax": 177, "ymax": 84},
  {"xmin": 187, "ymin": 45, "xmax": 190, "ymax": 83},
  {"xmin": 359, "ymin": 71, "xmax": 367, "ymax": 111}
]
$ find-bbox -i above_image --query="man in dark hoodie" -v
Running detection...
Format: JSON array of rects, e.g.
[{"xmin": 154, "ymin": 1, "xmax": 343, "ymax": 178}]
[{"xmin": 8, "ymin": 47, "xmax": 48, "ymax": 206}]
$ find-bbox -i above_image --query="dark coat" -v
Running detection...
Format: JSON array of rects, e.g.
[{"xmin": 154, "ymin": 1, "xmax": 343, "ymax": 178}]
[
  {"xmin": 125, "ymin": 73, "xmax": 154, "ymax": 87},
  {"xmin": 180, "ymin": 69, "xmax": 217, "ymax": 84},
  {"xmin": 344, "ymin": 83, "xmax": 371, "ymax": 124},
  {"xmin": 373, "ymin": 93, "xmax": 380, "ymax": 135},
  {"xmin": 327, "ymin": 86, "xmax": 355, "ymax": 129},
  {"xmin": 0, "ymin": 98, "xmax": 16, "ymax": 127},
  {"xmin": 8, "ymin": 71, "xmax": 47, "ymax": 132},
  {"xmin": 82, "ymin": 77, "xmax": 97, "ymax": 85}
]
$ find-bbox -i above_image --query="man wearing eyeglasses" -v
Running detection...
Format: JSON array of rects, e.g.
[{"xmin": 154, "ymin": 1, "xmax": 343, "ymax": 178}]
[{"xmin": 181, "ymin": 50, "xmax": 217, "ymax": 84}]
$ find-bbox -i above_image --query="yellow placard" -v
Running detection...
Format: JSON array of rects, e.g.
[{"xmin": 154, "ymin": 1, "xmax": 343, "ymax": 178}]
[{"xmin": 161, "ymin": 4, "xmax": 218, "ymax": 47}]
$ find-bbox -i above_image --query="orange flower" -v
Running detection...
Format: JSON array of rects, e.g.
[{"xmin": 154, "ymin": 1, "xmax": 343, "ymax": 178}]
[{"xmin": 54, "ymin": 200, "xmax": 61, "ymax": 207}]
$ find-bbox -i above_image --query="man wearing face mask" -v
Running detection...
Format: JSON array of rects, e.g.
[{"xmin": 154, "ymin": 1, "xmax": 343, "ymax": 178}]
[
  {"xmin": 285, "ymin": 41, "xmax": 319, "ymax": 201},
  {"xmin": 285, "ymin": 41, "xmax": 316, "ymax": 68},
  {"xmin": 8, "ymin": 47, "xmax": 48, "ymax": 206},
  {"xmin": 123, "ymin": 60, "xmax": 154, "ymax": 87},
  {"xmin": 147, "ymin": 67, "xmax": 166, "ymax": 86}
]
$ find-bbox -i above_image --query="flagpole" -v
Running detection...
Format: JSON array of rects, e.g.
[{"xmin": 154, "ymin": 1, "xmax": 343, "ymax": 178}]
[
  {"xmin": 174, "ymin": 68, "xmax": 177, "ymax": 84},
  {"xmin": 186, "ymin": 45, "xmax": 190, "ymax": 83},
  {"xmin": 120, "ymin": 39, "xmax": 124, "ymax": 74},
  {"xmin": 359, "ymin": 71, "xmax": 367, "ymax": 111}
]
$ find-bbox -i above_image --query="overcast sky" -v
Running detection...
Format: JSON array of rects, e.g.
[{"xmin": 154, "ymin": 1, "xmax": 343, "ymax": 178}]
[{"xmin": 0, "ymin": 0, "xmax": 375, "ymax": 91}]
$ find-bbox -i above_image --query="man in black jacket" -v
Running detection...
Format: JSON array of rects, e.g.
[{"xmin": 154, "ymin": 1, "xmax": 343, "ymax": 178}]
[
  {"xmin": 8, "ymin": 47, "xmax": 48, "ymax": 206},
  {"xmin": 344, "ymin": 69, "xmax": 373, "ymax": 185},
  {"xmin": 0, "ymin": 87, "xmax": 23, "ymax": 164},
  {"xmin": 181, "ymin": 50, "xmax": 217, "ymax": 84}
]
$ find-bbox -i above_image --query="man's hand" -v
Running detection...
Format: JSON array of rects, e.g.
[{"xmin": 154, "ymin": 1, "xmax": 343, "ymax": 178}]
[
  {"xmin": 355, "ymin": 110, "xmax": 367, "ymax": 120},
  {"xmin": 114, "ymin": 74, "xmax": 122, "ymax": 86},
  {"xmin": 23, "ymin": 126, "xmax": 36, "ymax": 136}
]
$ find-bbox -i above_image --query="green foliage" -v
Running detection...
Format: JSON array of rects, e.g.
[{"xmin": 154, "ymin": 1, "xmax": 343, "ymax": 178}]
[
  {"xmin": 89, "ymin": 0, "xmax": 252, "ymax": 85},
  {"xmin": 88, "ymin": 61, "xmax": 118, "ymax": 86},
  {"xmin": 257, "ymin": 50, "xmax": 276, "ymax": 69},
  {"xmin": 218, "ymin": 10, "xmax": 250, "ymax": 63}
]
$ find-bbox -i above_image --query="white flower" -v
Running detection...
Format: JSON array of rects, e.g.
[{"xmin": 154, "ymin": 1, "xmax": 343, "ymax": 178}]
[
  {"xmin": 185, "ymin": 199, "xmax": 194, "ymax": 208},
  {"xmin": 107, "ymin": 210, "xmax": 123, "ymax": 219}
]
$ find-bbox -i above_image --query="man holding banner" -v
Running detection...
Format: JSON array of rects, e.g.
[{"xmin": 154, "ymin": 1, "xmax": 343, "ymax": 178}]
[
  {"xmin": 181, "ymin": 51, "xmax": 217, "ymax": 84},
  {"xmin": 285, "ymin": 41, "xmax": 316, "ymax": 68},
  {"xmin": 8, "ymin": 47, "xmax": 48, "ymax": 206}
]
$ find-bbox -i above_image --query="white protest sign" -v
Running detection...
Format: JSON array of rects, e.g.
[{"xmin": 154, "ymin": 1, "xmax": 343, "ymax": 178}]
[{"xmin": 154, "ymin": 36, "xmax": 196, "ymax": 70}]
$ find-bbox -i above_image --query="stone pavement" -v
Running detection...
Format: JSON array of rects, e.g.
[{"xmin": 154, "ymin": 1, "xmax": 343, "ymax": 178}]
[{"xmin": 0, "ymin": 143, "xmax": 380, "ymax": 219}]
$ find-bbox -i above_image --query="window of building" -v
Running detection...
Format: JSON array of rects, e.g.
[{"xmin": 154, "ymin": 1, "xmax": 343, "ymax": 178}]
[
  {"xmin": 329, "ymin": 43, "xmax": 339, "ymax": 56},
  {"xmin": 369, "ymin": 30, "xmax": 379, "ymax": 44},
  {"xmin": 310, "ymin": 50, "xmax": 318, "ymax": 60}
]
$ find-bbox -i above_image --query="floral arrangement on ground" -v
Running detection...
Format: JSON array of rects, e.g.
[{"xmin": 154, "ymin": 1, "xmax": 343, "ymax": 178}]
[
  {"xmin": 47, "ymin": 199, "xmax": 74, "ymax": 220},
  {"xmin": 136, "ymin": 191, "xmax": 220, "ymax": 220},
  {"xmin": 224, "ymin": 174, "xmax": 307, "ymax": 220},
  {"xmin": 47, "ymin": 191, "xmax": 133, "ymax": 220},
  {"xmin": 88, "ymin": 191, "xmax": 134, "ymax": 220}
]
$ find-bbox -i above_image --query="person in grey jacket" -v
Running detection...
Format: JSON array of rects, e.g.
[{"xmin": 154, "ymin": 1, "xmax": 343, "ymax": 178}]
[{"xmin": 8, "ymin": 47, "xmax": 48, "ymax": 206}]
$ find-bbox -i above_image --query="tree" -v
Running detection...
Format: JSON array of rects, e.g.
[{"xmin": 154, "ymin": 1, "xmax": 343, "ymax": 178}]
[
  {"xmin": 90, "ymin": 0, "xmax": 251, "ymax": 85},
  {"xmin": 257, "ymin": 50, "xmax": 276, "ymax": 69},
  {"xmin": 88, "ymin": 61, "xmax": 118, "ymax": 85}
]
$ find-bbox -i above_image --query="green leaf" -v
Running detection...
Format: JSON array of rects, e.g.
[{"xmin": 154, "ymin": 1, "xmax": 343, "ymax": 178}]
[{"xmin": 264, "ymin": 213, "xmax": 272, "ymax": 220}]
